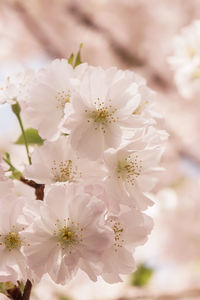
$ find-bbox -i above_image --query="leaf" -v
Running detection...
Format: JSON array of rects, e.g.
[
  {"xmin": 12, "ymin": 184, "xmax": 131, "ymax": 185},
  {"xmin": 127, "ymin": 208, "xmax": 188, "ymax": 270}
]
[
  {"xmin": 58, "ymin": 295, "xmax": 73, "ymax": 300},
  {"xmin": 68, "ymin": 53, "xmax": 74, "ymax": 65},
  {"xmin": 67, "ymin": 43, "xmax": 83, "ymax": 68},
  {"xmin": 74, "ymin": 43, "xmax": 83, "ymax": 68},
  {"xmin": 15, "ymin": 128, "xmax": 44, "ymax": 145},
  {"xmin": 130, "ymin": 264, "xmax": 153, "ymax": 287},
  {"xmin": 18, "ymin": 281, "xmax": 25, "ymax": 294}
]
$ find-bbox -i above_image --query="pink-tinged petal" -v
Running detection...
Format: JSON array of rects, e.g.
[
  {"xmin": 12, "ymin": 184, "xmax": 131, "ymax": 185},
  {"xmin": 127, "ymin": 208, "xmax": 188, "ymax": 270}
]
[
  {"xmin": 70, "ymin": 123, "xmax": 104, "ymax": 160},
  {"xmin": 104, "ymin": 124, "xmax": 122, "ymax": 149}
]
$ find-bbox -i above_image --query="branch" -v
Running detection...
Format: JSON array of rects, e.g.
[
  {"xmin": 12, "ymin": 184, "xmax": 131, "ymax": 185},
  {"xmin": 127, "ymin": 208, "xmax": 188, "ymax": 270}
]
[
  {"xmin": 21, "ymin": 280, "xmax": 32, "ymax": 300},
  {"xmin": 20, "ymin": 177, "xmax": 45, "ymax": 201},
  {"xmin": 6, "ymin": 280, "xmax": 32, "ymax": 300}
]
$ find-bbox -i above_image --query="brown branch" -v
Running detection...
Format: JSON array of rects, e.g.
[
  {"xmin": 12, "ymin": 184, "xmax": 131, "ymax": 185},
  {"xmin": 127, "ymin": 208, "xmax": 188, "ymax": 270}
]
[
  {"xmin": 7, "ymin": 286, "xmax": 22, "ymax": 300},
  {"xmin": 20, "ymin": 177, "xmax": 45, "ymax": 201},
  {"xmin": 21, "ymin": 280, "xmax": 32, "ymax": 300},
  {"xmin": 6, "ymin": 280, "xmax": 32, "ymax": 300}
]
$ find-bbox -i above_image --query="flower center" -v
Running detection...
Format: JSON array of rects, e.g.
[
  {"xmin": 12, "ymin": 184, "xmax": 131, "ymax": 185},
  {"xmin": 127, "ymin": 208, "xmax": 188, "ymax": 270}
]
[
  {"xmin": 58, "ymin": 227, "xmax": 76, "ymax": 245},
  {"xmin": 91, "ymin": 109, "xmax": 110, "ymax": 124},
  {"xmin": 51, "ymin": 160, "xmax": 80, "ymax": 183},
  {"xmin": 117, "ymin": 154, "xmax": 143, "ymax": 185},
  {"xmin": 107, "ymin": 217, "xmax": 124, "ymax": 252},
  {"xmin": 56, "ymin": 89, "xmax": 71, "ymax": 111},
  {"xmin": 53, "ymin": 218, "xmax": 84, "ymax": 253},
  {"xmin": 85, "ymin": 98, "xmax": 118, "ymax": 133},
  {"xmin": 4, "ymin": 231, "xmax": 21, "ymax": 250}
]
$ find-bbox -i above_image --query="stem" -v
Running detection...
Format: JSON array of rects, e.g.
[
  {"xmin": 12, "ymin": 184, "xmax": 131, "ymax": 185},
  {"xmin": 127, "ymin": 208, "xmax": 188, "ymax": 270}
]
[
  {"xmin": 11, "ymin": 102, "xmax": 31, "ymax": 165},
  {"xmin": 3, "ymin": 152, "xmax": 22, "ymax": 180},
  {"xmin": 16, "ymin": 115, "xmax": 31, "ymax": 165},
  {"xmin": 3, "ymin": 153, "xmax": 44, "ymax": 200}
]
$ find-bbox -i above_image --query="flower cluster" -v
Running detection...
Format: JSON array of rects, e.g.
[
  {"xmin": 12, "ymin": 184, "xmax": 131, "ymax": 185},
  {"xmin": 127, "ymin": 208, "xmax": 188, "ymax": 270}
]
[
  {"xmin": 0, "ymin": 59, "xmax": 166, "ymax": 287},
  {"xmin": 169, "ymin": 20, "xmax": 200, "ymax": 99}
]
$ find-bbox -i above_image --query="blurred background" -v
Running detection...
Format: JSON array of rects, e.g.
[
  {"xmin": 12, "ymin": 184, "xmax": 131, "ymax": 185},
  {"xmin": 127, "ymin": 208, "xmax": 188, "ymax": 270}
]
[{"xmin": 1, "ymin": 0, "xmax": 200, "ymax": 299}]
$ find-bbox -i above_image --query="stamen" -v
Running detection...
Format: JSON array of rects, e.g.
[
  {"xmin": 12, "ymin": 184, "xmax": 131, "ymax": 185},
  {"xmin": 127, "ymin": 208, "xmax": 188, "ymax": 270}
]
[
  {"xmin": 4, "ymin": 231, "xmax": 21, "ymax": 250},
  {"xmin": 53, "ymin": 218, "xmax": 84, "ymax": 252},
  {"xmin": 133, "ymin": 101, "xmax": 148, "ymax": 115},
  {"xmin": 108, "ymin": 217, "xmax": 124, "ymax": 252},
  {"xmin": 51, "ymin": 159, "xmax": 80, "ymax": 183},
  {"xmin": 117, "ymin": 154, "xmax": 143, "ymax": 186},
  {"xmin": 86, "ymin": 98, "xmax": 118, "ymax": 133},
  {"xmin": 55, "ymin": 89, "xmax": 71, "ymax": 111}
]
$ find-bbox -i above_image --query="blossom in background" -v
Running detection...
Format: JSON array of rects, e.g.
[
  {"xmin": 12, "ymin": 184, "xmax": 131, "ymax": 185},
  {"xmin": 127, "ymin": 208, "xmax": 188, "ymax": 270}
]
[{"xmin": 169, "ymin": 20, "xmax": 200, "ymax": 98}]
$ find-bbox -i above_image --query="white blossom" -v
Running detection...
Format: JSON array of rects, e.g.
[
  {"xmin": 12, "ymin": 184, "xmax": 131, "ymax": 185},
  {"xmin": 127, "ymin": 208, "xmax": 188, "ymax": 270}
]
[
  {"xmin": 63, "ymin": 66, "xmax": 155, "ymax": 160},
  {"xmin": 24, "ymin": 136, "xmax": 106, "ymax": 185},
  {"xmin": 22, "ymin": 60, "xmax": 87, "ymax": 140},
  {"xmin": 22, "ymin": 184, "xmax": 112, "ymax": 284},
  {"xmin": 100, "ymin": 208, "xmax": 153, "ymax": 283}
]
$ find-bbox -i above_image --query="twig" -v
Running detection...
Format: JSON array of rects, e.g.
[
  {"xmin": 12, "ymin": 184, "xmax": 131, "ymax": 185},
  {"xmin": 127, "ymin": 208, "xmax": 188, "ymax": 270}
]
[
  {"xmin": 21, "ymin": 280, "xmax": 32, "ymax": 300},
  {"xmin": 20, "ymin": 177, "xmax": 45, "ymax": 201},
  {"xmin": 6, "ymin": 279, "xmax": 32, "ymax": 300}
]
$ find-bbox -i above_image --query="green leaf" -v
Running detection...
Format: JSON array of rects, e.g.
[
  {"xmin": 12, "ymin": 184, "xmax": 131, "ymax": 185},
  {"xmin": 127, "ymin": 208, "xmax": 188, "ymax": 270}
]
[
  {"xmin": 18, "ymin": 281, "xmax": 25, "ymax": 294},
  {"xmin": 68, "ymin": 53, "xmax": 74, "ymax": 65},
  {"xmin": 74, "ymin": 43, "xmax": 83, "ymax": 68},
  {"xmin": 58, "ymin": 295, "xmax": 73, "ymax": 300},
  {"xmin": 3, "ymin": 152, "xmax": 23, "ymax": 179},
  {"xmin": 67, "ymin": 43, "xmax": 83, "ymax": 68},
  {"xmin": 15, "ymin": 128, "xmax": 44, "ymax": 145},
  {"xmin": 130, "ymin": 264, "xmax": 153, "ymax": 287}
]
